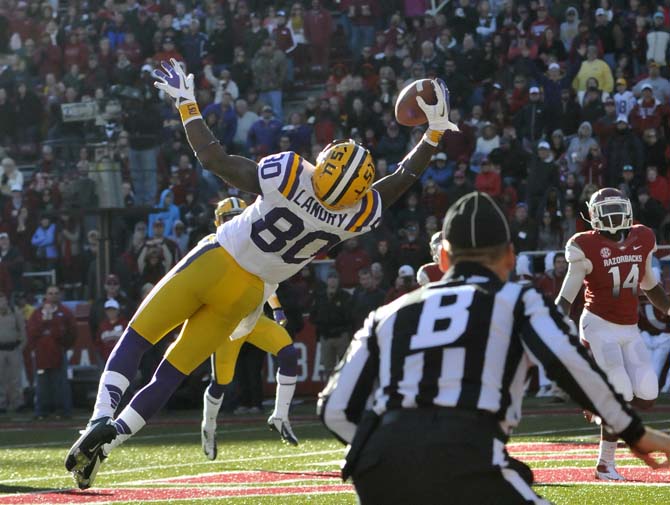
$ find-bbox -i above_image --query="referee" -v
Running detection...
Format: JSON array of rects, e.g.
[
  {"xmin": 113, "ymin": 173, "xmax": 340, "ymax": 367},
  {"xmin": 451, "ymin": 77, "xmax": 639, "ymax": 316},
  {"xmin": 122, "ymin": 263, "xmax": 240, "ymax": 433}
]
[{"xmin": 318, "ymin": 192, "xmax": 670, "ymax": 505}]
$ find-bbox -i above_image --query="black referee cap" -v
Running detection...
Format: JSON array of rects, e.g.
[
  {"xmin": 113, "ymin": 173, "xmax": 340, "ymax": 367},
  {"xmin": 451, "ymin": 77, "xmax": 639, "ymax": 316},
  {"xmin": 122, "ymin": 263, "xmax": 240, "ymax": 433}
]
[{"xmin": 442, "ymin": 192, "xmax": 511, "ymax": 250}]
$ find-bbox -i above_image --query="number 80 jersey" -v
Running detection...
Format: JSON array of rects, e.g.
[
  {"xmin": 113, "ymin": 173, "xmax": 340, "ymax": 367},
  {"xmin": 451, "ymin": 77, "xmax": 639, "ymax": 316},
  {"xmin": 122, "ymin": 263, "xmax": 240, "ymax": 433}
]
[
  {"xmin": 216, "ymin": 151, "xmax": 383, "ymax": 284},
  {"xmin": 566, "ymin": 225, "xmax": 657, "ymax": 325}
]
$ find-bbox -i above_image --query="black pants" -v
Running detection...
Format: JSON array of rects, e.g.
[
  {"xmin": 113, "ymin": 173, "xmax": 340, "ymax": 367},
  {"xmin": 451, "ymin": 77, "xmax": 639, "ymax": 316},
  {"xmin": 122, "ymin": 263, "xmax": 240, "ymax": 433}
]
[{"xmin": 352, "ymin": 409, "xmax": 549, "ymax": 505}]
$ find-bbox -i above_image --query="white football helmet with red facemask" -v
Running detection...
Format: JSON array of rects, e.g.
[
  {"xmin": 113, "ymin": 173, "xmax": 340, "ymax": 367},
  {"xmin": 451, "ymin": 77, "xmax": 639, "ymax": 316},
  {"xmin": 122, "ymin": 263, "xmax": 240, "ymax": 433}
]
[{"xmin": 587, "ymin": 188, "xmax": 633, "ymax": 234}]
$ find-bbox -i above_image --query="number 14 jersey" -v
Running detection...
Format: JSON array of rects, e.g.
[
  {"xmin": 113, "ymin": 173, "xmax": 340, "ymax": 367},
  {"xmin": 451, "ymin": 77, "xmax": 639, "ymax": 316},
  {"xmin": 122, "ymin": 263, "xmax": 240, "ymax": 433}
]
[
  {"xmin": 566, "ymin": 225, "xmax": 657, "ymax": 325},
  {"xmin": 216, "ymin": 151, "xmax": 383, "ymax": 284}
]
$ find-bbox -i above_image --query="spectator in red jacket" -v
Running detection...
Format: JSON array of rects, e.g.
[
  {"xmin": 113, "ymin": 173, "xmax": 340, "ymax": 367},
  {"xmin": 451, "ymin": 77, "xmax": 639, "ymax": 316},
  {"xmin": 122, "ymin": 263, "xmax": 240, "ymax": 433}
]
[
  {"xmin": 581, "ymin": 143, "xmax": 606, "ymax": 187},
  {"xmin": 34, "ymin": 30, "xmax": 64, "ymax": 79},
  {"xmin": 304, "ymin": 0, "xmax": 334, "ymax": 73},
  {"xmin": 536, "ymin": 252, "xmax": 568, "ymax": 309},
  {"xmin": 475, "ymin": 157, "xmax": 502, "ymax": 197},
  {"xmin": 335, "ymin": 237, "xmax": 371, "ymax": 290},
  {"xmin": 384, "ymin": 264, "xmax": 419, "ymax": 304},
  {"xmin": 630, "ymin": 84, "xmax": 667, "ymax": 135},
  {"xmin": 646, "ymin": 165, "xmax": 669, "ymax": 209},
  {"xmin": 63, "ymin": 31, "xmax": 89, "ymax": 71},
  {"xmin": 96, "ymin": 299, "xmax": 129, "ymax": 361},
  {"xmin": 153, "ymin": 36, "xmax": 184, "ymax": 65},
  {"xmin": 442, "ymin": 108, "xmax": 475, "ymax": 162},
  {"xmin": 26, "ymin": 285, "xmax": 77, "ymax": 419},
  {"xmin": 529, "ymin": 3, "xmax": 557, "ymax": 40}
]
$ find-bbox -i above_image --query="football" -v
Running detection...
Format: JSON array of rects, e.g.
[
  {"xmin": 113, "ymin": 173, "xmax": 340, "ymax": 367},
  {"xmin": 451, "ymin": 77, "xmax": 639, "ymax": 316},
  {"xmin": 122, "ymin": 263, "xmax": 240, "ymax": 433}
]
[{"xmin": 395, "ymin": 78, "xmax": 437, "ymax": 127}]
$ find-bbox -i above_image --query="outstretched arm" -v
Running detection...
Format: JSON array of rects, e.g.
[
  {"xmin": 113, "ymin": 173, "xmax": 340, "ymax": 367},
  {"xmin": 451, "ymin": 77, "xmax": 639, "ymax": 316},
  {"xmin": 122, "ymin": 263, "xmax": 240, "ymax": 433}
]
[
  {"xmin": 373, "ymin": 79, "xmax": 459, "ymax": 210},
  {"xmin": 372, "ymin": 140, "xmax": 436, "ymax": 210},
  {"xmin": 644, "ymin": 284, "xmax": 670, "ymax": 314},
  {"xmin": 641, "ymin": 250, "xmax": 670, "ymax": 313},
  {"xmin": 555, "ymin": 242, "xmax": 590, "ymax": 316},
  {"xmin": 153, "ymin": 59, "xmax": 261, "ymax": 194}
]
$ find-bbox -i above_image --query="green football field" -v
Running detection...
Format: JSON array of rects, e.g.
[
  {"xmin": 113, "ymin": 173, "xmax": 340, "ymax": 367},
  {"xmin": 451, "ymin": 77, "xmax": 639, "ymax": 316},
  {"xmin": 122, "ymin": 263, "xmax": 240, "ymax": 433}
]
[{"xmin": 2, "ymin": 398, "xmax": 670, "ymax": 504}]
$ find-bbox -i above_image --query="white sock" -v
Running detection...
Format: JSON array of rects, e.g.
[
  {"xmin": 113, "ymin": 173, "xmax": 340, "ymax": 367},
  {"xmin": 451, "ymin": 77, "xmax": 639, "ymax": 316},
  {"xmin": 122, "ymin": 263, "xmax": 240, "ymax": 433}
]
[
  {"xmin": 104, "ymin": 406, "xmax": 146, "ymax": 455},
  {"xmin": 91, "ymin": 371, "xmax": 130, "ymax": 421},
  {"xmin": 203, "ymin": 390, "xmax": 223, "ymax": 427},
  {"xmin": 598, "ymin": 440, "xmax": 617, "ymax": 466},
  {"xmin": 272, "ymin": 372, "xmax": 296, "ymax": 420}
]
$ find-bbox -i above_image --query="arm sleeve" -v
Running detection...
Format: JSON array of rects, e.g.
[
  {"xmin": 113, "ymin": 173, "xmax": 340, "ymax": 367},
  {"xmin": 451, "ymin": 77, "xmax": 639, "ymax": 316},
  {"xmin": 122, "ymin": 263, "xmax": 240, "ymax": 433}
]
[
  {"xmin": 520, "ymin": 288, "xmax": 645, "ymax": 445},
  {"xmin": 556, "ymin": 241, "xmax": 591, "ymax": 304},
  {"xmin": 417, "ymin": 265, "xmax": 430, "ymax": 286},
  {"xmin": 317, "ymin": 312, "xmax": 379, "ymax": 444}
]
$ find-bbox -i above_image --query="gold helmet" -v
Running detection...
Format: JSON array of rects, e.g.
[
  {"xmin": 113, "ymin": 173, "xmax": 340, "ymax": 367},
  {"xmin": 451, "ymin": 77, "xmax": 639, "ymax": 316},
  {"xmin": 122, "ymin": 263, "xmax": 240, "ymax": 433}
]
[
  {"xmin": 214, "ymin": 197, "xmax": 247, "ymax": 226},
  {"xmin": 312, "ymin": 139, "xmax": 375, "ymax": 210}
]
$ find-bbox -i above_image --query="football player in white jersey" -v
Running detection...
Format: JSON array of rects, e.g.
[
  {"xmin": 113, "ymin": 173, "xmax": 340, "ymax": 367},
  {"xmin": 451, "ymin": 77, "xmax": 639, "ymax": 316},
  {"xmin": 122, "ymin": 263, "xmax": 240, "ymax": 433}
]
[
  {"xmin": 65, "ymin": 58, "xmax": 458, "ymax": 489},
  {"xmin": 201, "ymin": 197, "xmax": 300, "ymax": 460}
]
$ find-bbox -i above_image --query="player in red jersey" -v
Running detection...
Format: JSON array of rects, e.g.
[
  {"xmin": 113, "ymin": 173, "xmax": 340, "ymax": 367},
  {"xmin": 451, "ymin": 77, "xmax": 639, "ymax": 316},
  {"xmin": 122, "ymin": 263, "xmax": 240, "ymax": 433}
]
[
  {"xmin": 416, "ymin": 232, "xmax": 445, "ymax": 286},
  {"xmin": 556, "ymin": 188, "xmax": 670, "ymax": 481}
]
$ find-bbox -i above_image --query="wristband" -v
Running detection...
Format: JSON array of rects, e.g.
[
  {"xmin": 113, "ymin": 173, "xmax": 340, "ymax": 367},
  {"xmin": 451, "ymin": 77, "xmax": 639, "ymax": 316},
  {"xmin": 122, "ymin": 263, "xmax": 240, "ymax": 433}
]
[
  {"xmin": 273, "ymin": 307, "xmax": 283, "ymax": 311},
  {"xmin": 178, "ymin": 101, "xmax": 202, "ymax": 126},
  {"xmin": 422, "ymin": 129, "xmax": 444, "ymax": 147}
]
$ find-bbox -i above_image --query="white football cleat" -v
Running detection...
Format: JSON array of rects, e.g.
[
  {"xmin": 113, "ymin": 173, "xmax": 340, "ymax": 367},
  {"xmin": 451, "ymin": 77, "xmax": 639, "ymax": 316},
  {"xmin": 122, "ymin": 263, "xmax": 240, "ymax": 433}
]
[
  {"xmin": 267, "ymin": 415, "xmax": 299, "ymax": 446},
  {"xmin": 535, "ymin": 385, "xmax": 552, "ymax": 398},
  {"xmin": 583, "ymin": 410, "xmax": 602, "ymax": 425},
  {"xmin": 201, "ymin": 421, "xmax": 217, "ymax": 460},
  {"xmin": 595, "ymin": 463, "xmax": 625, "ymax": 481}
]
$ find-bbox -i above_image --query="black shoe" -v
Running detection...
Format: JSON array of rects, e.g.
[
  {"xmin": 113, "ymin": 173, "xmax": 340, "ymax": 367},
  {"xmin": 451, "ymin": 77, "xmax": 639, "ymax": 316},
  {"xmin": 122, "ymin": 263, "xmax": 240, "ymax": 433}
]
[
  {"xmin": 65, "ymin": 417, "xmax": 117, "ymax": 473},
  {"xmin": 73, "ymin": 446, "xmax": 107, "ymax": 489}
]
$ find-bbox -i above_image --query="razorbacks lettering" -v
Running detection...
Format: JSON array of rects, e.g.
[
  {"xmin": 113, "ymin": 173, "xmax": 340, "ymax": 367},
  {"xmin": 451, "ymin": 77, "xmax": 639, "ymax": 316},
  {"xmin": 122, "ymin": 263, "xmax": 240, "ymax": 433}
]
[{"xmin": 566, "ymin": 225, "xmax": 656, "ymax": 325}]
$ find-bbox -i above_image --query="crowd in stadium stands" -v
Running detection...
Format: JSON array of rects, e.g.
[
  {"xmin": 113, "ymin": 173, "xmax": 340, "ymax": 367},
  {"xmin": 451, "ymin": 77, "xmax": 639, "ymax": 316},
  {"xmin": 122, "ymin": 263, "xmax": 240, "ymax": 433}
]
[{"xmin": 2, "ymin": 0, "xmax": 670, "ymax": 413}]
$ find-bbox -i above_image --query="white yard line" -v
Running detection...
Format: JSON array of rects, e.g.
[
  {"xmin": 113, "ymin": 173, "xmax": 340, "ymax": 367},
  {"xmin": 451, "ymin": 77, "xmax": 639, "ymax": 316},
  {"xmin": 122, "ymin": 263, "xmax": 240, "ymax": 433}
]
[
  {"xmin": 0, "ymin": 448, "xmax": 343, "ymax": 485},
  {"xmin": 0, "ymin": 422, "xmax": 323, "ymax": 449},
  {"xmin": 516, "ymin": 418, "xmax": 670, "ymax": 436}
]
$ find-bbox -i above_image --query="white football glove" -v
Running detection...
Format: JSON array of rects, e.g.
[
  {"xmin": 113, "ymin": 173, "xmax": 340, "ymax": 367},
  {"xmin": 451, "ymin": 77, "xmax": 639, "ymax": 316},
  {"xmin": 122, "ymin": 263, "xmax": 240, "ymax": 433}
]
[
  {"xmin": 416, "ymin": 79, "xmax": 459, "ymax": 132},
  {"xmin": 152, "ymin": 58, "xmax": 196, "ymax": 107}
]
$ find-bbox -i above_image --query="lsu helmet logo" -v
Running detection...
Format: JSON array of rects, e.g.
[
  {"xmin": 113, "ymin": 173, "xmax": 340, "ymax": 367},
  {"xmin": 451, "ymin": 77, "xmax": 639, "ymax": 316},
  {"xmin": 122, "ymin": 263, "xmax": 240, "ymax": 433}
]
[
  {"xmin": 312, "ymin": 139, "xmax": 375, "ymax": 210},
  {"xmin": 214, "ymin": 197, "xmax": 248, "ymax": 226}
]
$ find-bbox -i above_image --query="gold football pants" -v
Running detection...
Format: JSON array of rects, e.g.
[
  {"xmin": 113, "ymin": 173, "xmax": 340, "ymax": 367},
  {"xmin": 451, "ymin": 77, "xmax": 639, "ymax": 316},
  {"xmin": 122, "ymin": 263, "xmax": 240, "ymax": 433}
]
[
  {"xmin": 210, "ymin": 315, "xmax": 292, "ymax": 385},
  {"xmin": 129, "ymin": 235, "xmax": 264, "ymax": 374}
]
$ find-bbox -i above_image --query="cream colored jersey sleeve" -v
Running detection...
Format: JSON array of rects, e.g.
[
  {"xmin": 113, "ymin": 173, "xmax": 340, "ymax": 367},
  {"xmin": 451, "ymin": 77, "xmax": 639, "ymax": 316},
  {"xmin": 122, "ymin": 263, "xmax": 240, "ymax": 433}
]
[{"xmin": 556, "ymin": 240, "xmax": 592, "ymax": 305}]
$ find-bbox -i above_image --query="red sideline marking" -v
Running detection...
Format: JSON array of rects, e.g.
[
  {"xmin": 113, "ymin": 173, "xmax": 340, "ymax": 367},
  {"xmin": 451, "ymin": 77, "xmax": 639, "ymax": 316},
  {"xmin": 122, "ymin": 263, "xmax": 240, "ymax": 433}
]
[
  {"xmin": 535, "ymin": 466, "xmax": 670, "ymax": 483},
  {"xmin": 0, "ymin": 485, "xmax": 353, "ymax": 504},
  {"xmin": 159, "ymin": 471, "xmax": 340, "ymax": 484}
]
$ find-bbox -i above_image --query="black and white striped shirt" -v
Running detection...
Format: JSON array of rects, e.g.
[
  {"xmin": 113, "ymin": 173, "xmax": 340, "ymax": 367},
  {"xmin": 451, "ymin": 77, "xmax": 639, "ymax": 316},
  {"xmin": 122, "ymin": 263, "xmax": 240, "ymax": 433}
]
[{"xmin": 318, "ymin": 262, "xmax": 644, "ymax": 445}]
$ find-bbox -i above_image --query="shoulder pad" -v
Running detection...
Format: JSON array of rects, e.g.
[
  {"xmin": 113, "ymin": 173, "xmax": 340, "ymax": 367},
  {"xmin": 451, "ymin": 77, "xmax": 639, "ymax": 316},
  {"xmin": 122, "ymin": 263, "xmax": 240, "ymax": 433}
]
[
  {"xmin": 565, "ymin": 239, "xmax": 586, "ymax": 263},
  {"xmin": 417, "ymin": 265, "xmax": 430, "ymax": 286},
  {"xmin": 257, "ymin": 152, "xmax": 303, "ymax": 198}
]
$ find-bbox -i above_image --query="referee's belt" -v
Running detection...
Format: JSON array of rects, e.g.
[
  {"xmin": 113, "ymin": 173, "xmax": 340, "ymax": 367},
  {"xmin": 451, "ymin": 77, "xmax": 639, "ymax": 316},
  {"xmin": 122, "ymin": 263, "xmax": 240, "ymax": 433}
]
[{"xmin": 380, "ymin": 407, "xmax": 500, "ymax": 427}]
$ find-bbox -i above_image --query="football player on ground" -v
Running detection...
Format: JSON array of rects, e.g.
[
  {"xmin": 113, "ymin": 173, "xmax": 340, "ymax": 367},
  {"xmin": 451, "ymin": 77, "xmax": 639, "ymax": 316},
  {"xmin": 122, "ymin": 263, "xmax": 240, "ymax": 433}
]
[
  {"xmin": 64, "ymin": 59, "xmax": 458, "ymax": 489},
  {"xmin": 201, "ymin": 197, "xmax": 298, "ymax": 460},
  {"xmin": 556, "ymin": 188, "xmax": 670, "ymax": 481},
  {"xmin": 416, "ymin": 231, "xmax": 444, "ymax": 286}
]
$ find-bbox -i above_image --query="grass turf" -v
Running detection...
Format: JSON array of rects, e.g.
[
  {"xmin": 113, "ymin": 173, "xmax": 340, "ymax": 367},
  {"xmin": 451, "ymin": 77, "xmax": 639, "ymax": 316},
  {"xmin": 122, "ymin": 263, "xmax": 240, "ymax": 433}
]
[{"xmin": 1, "ymin": 398, "xmax": 670, "ymax": 504}]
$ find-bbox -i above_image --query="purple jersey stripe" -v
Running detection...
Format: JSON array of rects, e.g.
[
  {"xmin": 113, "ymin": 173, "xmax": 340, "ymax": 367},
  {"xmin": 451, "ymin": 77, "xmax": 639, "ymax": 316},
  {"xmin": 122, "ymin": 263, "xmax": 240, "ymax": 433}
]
[{"xmin": 277, "ymin": 153, "xmax": 296, "ymax": 194}]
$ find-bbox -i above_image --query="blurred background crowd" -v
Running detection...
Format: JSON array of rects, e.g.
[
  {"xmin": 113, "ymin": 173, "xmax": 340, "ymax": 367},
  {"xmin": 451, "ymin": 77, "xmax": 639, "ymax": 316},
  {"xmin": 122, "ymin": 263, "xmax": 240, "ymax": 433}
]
[{"xmin": 2, "ymin": 0, "xmax": 670, "ymax": 416}]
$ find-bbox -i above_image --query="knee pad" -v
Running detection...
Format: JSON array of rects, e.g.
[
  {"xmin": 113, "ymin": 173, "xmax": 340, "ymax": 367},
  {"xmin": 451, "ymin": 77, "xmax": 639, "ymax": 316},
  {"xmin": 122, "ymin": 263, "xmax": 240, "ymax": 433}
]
[
  {"xmin": 277, "ymin": 344, "xmax": 298, "ymax": 377},
  {"xmin": 606, "ymin": 366, "xmax": 633, "ymax": 402},
  {"xmin": 633, "ymin": 365, "xmax": 659, "ymax": 401}
]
